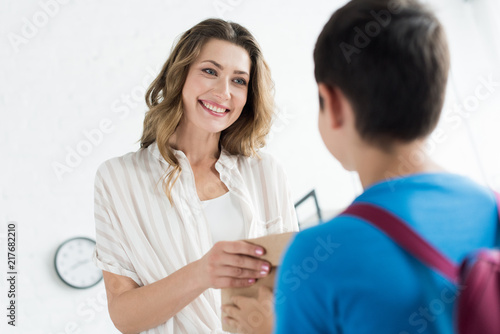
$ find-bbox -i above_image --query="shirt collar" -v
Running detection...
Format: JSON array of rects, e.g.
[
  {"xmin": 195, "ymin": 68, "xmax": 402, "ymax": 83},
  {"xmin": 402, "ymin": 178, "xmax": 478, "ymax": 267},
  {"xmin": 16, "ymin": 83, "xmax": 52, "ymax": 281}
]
[{"xmin": 147, "ymin": 141, "xmax": 238, "ymax": 170}]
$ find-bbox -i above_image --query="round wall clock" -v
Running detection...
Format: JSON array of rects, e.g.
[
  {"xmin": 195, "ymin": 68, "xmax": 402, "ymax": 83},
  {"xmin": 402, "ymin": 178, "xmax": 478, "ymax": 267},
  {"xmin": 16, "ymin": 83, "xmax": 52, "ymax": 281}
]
[{"xmin": 54, "ymin": 237, "xmax": 103, "ymax": 289}]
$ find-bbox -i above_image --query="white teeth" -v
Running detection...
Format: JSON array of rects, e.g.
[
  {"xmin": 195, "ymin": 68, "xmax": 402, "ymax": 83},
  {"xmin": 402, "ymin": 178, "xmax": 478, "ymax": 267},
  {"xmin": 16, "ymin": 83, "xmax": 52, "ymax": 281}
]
[{"xmin": 203, "ymin": 101, "xmax": 226, "ymax": 113}]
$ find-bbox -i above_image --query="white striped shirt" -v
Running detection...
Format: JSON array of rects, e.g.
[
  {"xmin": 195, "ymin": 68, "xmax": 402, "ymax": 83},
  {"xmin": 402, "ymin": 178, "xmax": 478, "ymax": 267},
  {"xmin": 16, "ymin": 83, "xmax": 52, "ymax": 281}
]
[{"xmin": 92, "ymin": 142, "xmax": 299, "ymax": 334}]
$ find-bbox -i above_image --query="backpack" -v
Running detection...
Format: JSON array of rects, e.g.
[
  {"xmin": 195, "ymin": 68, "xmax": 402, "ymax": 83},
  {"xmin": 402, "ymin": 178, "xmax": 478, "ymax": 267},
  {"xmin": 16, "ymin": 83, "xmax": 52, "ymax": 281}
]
[{"xmin": 340, "ymin": 192, "xmax": 500, "ymax": 334}]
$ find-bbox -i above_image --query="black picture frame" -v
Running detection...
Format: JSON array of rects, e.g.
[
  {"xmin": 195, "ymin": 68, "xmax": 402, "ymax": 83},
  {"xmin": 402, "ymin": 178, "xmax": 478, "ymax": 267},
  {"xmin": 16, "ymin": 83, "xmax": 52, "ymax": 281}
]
[{"xmin": 294, "ymin": 189, "xmax": 323, "ymax": 230}]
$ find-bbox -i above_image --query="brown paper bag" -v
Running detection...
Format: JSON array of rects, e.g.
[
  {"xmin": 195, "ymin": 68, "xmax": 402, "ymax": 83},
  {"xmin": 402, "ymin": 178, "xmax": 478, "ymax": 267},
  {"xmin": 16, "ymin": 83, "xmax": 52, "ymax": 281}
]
[{"xmin": 221, "ymin": 232, "xmax": 296, "ymax": 333}]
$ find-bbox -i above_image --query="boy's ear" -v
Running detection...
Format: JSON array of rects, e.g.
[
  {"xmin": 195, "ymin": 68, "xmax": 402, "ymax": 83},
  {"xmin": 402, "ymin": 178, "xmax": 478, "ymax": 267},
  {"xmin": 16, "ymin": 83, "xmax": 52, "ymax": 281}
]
[{"xmin": 318, "ymin": 83, "xmax": 344, "ymax": 129}]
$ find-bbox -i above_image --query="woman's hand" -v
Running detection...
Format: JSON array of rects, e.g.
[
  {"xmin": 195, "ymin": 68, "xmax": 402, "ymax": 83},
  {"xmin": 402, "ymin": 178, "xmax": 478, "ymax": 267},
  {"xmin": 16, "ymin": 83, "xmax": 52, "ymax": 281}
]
[
  {"xmin": 222, "ymin": 286, "xmax": 274, "ymax": 334},
  {"xmin": 196, "ymin": 241, "xmax": 271, "ymax": 289}
]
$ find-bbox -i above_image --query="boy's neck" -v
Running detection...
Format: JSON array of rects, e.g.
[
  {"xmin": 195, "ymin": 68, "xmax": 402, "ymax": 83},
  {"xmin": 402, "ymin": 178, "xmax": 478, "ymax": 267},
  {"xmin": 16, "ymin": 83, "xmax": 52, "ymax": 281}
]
[{"xmin": 354, "ymin": 139, "xmax": 444, "ymax": 190}]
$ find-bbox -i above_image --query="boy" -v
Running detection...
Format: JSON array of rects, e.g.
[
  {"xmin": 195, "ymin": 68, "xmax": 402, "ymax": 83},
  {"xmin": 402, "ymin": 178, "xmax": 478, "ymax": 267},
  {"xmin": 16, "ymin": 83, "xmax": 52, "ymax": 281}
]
[
  {"xmin": 221, "ymin": 1, "xmax": 498, "ymax": 333},
  {"xmin": 272, "ymin": 0, "xmax": 498, "ymax": 333}
]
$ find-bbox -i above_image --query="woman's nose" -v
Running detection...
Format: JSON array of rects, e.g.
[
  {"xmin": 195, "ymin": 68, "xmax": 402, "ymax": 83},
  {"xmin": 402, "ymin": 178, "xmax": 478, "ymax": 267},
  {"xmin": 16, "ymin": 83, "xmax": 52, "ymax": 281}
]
[{"xmin": 213, "ymin": 79, "xmax": 231, "ymax": 100}]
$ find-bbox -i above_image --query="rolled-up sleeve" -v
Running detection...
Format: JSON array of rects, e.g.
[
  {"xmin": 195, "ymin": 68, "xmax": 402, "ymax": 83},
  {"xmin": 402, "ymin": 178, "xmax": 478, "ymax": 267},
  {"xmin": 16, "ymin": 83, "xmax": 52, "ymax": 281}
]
[{"xmin": 92, "ymin": 164, "xmax": 141, "ymax": 286}]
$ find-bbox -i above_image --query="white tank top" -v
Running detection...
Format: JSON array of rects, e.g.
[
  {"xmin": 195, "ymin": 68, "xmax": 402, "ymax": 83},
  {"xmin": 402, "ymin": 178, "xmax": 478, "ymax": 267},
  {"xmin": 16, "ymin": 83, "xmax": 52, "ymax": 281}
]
[{"xmin": 201, "ymin": 191, "xmax": 246, "ymax": 244}]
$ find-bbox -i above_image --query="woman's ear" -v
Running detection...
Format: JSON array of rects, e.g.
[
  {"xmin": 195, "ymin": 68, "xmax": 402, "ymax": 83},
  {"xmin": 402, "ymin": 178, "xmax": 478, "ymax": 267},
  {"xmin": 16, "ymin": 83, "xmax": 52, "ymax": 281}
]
[{"xmin": 318, "ymin": 83, "xmax": 344, "ymax": 129}]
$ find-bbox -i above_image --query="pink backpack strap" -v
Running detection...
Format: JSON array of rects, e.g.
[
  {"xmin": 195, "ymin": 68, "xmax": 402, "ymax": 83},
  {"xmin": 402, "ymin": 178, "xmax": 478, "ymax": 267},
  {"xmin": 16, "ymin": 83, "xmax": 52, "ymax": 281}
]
[
  {"xmin": 341, "ymin": 191, "xmax": 500, "ymax": 284},
  {"xmin": 341, "ymin": 203, "xmax": 459, "ymax": 282}
]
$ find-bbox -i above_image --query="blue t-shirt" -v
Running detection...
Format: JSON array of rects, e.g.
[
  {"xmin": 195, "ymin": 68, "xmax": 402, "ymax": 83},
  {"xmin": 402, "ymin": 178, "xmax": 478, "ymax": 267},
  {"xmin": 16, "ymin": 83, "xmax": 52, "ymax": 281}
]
[{"xmin": 274, "ymin": 173, "xmax": 498, "ymax": 334}]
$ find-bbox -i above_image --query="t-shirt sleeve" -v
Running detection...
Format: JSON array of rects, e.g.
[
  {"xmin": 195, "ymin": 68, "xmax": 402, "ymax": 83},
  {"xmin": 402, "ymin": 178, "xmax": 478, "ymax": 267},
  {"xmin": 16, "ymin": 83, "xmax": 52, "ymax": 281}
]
[
  {"xmin": 273, "ymin": 232, "xmax": 339, "ymax": 334},
  {"xmin": 91, "ymin": 163, "xmax": 142, "ymax": 286}
]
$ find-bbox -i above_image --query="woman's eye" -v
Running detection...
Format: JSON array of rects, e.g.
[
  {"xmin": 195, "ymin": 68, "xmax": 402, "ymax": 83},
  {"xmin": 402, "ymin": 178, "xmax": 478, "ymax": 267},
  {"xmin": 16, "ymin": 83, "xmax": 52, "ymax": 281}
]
[
  {"xmin": 203, "ymin": 68, "xmax": 216, "ymax": 76},
  {"xmin": 234, "ymin": 78, "xmax": 247, "ymax": 86}
]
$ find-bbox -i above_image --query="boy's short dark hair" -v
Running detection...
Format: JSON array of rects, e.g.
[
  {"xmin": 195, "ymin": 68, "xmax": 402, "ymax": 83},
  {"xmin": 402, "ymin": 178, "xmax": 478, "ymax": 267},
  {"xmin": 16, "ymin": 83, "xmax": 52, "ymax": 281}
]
[{"xmin": 314, "ymin": 0, "xmax": 450, "ymax": 148}]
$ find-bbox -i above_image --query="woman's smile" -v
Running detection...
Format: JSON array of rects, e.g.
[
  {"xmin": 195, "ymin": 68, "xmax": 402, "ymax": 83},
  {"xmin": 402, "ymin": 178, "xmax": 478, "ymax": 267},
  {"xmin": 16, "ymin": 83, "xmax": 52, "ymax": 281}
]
[{"xmin": 199, "ymin": 99, "xmax": 230, "ymax": 117}]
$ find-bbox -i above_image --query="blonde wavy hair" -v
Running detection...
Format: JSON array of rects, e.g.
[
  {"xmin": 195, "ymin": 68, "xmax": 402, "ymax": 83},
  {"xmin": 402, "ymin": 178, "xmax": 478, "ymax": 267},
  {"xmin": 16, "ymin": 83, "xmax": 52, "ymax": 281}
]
[{"xmin": 140, "ymin": 18, "xmax": 275, "ymax": 203}]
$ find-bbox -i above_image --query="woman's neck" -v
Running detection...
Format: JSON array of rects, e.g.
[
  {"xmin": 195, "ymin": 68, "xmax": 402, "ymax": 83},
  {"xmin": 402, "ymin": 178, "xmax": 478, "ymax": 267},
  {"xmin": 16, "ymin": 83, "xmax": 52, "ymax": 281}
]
[{"xmin": 168, "ymin": 122, "xmax": 221, "ymax": 165}]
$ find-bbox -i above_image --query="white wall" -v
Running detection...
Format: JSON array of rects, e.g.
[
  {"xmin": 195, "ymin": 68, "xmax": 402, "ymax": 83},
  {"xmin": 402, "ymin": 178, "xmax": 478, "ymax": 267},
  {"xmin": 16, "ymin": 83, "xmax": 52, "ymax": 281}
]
[{"xmin": 1, "ymin": 0, "xmax": 499, "ymax": 333}]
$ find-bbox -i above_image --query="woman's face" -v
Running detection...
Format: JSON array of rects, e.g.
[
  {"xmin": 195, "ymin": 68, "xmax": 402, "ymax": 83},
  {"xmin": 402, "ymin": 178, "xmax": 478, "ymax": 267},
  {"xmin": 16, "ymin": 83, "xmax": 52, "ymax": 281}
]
[{"xmin": 181, "ymin": 38, "xmax": 251, "ymax": 135}]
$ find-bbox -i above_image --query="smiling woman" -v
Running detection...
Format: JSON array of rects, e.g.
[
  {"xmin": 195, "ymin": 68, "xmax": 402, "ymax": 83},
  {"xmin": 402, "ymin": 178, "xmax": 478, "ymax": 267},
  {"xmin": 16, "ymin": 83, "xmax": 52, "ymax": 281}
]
[
  {"xmin": 179, "ymin": 39, "xmax": 251, "ymax": 157},
  {"xmin": 91, "ymin": 18, "xmax": 298, "ymax": 334}
]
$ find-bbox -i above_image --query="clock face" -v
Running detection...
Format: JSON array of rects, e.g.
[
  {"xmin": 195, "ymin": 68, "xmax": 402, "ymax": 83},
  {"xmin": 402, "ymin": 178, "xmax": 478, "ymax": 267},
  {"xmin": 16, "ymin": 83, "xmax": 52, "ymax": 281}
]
[{"xmin": 55, "ymin": 237, "xmax": 103, "ymax": 289}]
